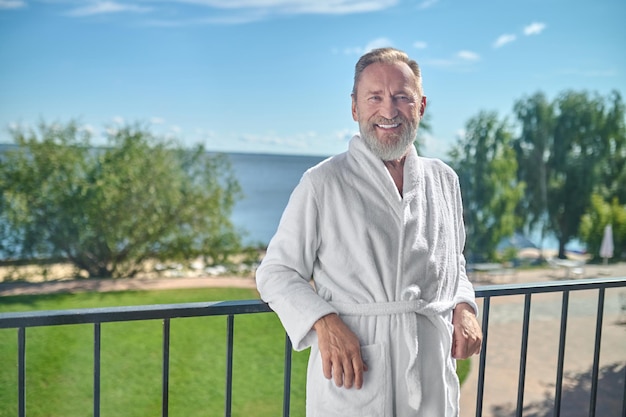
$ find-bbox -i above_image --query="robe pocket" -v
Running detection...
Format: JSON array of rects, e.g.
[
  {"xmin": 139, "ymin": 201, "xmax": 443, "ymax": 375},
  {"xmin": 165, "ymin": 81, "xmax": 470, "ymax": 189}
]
[{"xmin": 307, "ymin": 343, "xmax": 389, "ymax": 417}]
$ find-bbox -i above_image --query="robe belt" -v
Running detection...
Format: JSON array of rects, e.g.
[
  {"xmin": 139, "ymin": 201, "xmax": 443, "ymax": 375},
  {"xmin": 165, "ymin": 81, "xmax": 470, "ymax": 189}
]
[{"xmin": 330, "ymin": 286, "xmax": 457, "ymax": 412}]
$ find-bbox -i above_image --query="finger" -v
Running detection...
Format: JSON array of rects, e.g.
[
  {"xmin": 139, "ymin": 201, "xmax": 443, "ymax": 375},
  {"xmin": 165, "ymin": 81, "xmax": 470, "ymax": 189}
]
[
  {"xmin": 321, "ymin": 355, "xmax": 332, "ymax": 380},
  {"xmin": 353, "ymin": 358, "xmax": 365, "ymax": 389},
  {"xmin": 333, "ymin": 362, "xmax": 344, "ymax": 387},
  {"xmin": 452, "ymin": 332, "xmax": 466, "ymax": 359},
  {"xmin": 472, "ymin": 337, "xmax": 483, "ymax": 355},
  {"xmin": 342, "ymin": 359, "xmax": 355, "ymax": 389}
]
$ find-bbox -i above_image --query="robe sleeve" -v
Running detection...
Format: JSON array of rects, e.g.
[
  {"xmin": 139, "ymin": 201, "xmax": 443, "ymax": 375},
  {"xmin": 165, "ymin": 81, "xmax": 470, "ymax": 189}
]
[
  {"xmin": 451, "ymin": 174, "xmax": 479, "ymax": 316},
  {"xmin": 255, "ymin": 173, "xmax": 337, "ymax": 351}
]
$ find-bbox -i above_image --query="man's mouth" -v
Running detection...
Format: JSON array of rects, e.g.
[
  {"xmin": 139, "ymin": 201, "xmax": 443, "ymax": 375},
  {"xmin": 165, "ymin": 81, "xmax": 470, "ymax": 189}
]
[{"xmin": 376, "ymin": 123, "xmax": 400, "ymax": 129}]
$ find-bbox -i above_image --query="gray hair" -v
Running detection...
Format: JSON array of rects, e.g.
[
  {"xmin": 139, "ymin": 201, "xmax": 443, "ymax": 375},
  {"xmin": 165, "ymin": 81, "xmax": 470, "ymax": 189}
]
[{"xmin": 352, "ymin": 47, "xmax": 423, "ymax": 98}]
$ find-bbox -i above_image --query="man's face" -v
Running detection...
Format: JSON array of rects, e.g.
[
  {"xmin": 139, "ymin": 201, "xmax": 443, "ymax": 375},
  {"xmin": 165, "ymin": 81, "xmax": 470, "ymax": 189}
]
[{"xmin": 351, "ymin": 61, "xmax": 425, "ymax": 161}]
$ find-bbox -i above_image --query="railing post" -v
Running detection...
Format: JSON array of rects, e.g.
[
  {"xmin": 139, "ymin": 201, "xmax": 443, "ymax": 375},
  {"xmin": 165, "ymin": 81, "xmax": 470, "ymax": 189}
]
[
  {"xmin": 589, "ymin": 288, "xmax": 605, "ymax": 417},
  {"xmin": 475, "ymin": 296, "xmax": 491, "ymax": 417},
  {"xmin": 225, "ymin": 315, "xmax": 235, "ymax": 417},
  {"xmin": 283, "ymin": 334, "xmax": 292, "ymax": 417},
  {"xmin": 553, "ymin": 291, "xmax": 569, "ymax": 417},
  {"xmin": 515, "ymin": 293, "xmax": 532, "ymax": 417},
  {"xmin": 18, "ymin": 327, "xmax": 25, "ymax": 417},
  {"xmin": 94, "ymin": 323, "xmax": 101, "ymax": 417},
  {"xmin": 162, "ymin": 318, "xmax": 171, "ymax": 417},
  {"xmin": 622, "ymin": 365, "xmax": 626, "ymax": 417}
]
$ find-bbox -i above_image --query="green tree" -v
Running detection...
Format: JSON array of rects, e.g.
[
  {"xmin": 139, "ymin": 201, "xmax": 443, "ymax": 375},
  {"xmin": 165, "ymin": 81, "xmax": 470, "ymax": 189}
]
[
  {"xmin": 0, "ymin": 121, "xmax": 243, "ymax": 278},
  {"xmin": 413, "ymin": 110, "xmax": 432, "ymax": 155},
  {"xmin": 513, "ymin": 92, "xmax": 554, "ymax": 245},
  {"xmin": 514, "ymin": 90, "xmax": 626, "ymax": 258},
  {"xmin": 595, "ymin": 91, "xmax": 626, "ymax": 203},
  {"xmin": 548, "ymin": 91, "xmax": 606, "ymax": 258},
  {"xmin": 449, "ymin": 111, "xmax": 524, "ymax": 262}
]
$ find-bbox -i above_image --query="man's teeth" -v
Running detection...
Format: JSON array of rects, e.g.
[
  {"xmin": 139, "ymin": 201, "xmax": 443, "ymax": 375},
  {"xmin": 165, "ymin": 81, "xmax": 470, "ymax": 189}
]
[{"xmin": 377, "ymin": 124, "xmax": 399, "ymax": 129}]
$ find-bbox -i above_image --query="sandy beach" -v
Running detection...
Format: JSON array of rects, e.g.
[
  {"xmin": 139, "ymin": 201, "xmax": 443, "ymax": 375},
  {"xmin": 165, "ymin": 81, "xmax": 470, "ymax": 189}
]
[{"xmin": 1, "ymin": 261, "xmax": 625, "ymax": 416}]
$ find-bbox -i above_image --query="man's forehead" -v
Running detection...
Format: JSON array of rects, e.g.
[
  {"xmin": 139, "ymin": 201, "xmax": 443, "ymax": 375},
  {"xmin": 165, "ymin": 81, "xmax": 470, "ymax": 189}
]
[{"xmin": 357, "ymin": 62, "xmax": 419, "ymax": 92}]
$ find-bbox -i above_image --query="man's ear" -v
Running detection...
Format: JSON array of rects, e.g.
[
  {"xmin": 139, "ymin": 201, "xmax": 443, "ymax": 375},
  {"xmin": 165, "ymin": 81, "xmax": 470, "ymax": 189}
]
[
  {"xmin": 420, "ymin": 96, "xmax": 427, "ymax": 118},
  {"xmin": 351, "ymin": 93, "xmax": 358, "ymax": 121}
]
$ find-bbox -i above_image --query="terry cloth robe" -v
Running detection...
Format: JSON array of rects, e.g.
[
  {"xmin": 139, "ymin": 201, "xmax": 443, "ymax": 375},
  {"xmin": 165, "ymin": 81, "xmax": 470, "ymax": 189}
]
[{"xmin": 256, "ymin": 134, "xmax": 478, "ymax": 417}]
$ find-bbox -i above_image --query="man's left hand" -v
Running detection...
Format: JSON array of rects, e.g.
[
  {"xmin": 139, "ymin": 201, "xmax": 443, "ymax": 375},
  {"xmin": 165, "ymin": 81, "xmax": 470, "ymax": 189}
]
[{"xmin": 451, "ymin": 302, "xmax": 483, "ymax": 359}]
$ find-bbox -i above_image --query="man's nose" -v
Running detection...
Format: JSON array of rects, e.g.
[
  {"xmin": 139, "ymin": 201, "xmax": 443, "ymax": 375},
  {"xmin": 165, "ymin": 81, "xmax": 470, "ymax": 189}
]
[{"xmin": 380, "ymin": 98, "xmax": 399, "ymax": 119}]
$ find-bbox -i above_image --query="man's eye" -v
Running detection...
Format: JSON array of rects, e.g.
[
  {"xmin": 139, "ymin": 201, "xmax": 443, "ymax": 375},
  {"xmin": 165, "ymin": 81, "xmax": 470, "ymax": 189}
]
[
  {"xmin": 397, "ymin": 95, "xmax": 411, "ymax": 102},
  {"xmin": 368, "ymin": 96, "xmax": 381, "ymax": 102}
]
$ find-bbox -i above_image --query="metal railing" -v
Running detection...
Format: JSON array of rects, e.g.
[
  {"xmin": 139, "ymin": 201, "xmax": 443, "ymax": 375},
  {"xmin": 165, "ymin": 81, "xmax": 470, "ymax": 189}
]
[
  {"xmin": 0, "ymin": 276, "xmax": 625, "ymax": 417},
  {"xmin": 473, "ymin": 277, "xmax": 626, "ymax": 417}
]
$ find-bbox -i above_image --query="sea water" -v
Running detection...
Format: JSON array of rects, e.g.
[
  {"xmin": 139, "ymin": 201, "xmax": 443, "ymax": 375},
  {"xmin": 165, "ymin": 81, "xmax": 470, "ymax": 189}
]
[{"xmin": 228, "ymin": 152, "xmax": 327, "ymax": 246}]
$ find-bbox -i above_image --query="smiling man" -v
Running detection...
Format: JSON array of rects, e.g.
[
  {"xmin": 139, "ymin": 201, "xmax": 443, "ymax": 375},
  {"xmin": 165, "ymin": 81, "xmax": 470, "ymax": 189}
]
[{"xmin": 256, "ymin": 47, "xmax": 482, "ymax": 417}]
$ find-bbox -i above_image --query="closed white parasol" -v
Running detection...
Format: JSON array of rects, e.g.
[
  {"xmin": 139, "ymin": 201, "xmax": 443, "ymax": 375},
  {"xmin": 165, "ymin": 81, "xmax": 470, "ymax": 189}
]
[{"xmin": 599, "ymin": 224, "xmax": 614, "ymax": 265}]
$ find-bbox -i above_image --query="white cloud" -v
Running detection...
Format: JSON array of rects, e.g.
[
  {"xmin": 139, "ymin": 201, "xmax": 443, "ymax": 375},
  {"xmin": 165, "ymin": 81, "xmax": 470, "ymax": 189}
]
[
  {"xmin": 80, "ymin": 124, "xmax": 96, "ymax": 136},
  {"xmin": 71, "ymin": 1, "xmax": 400, "ymax": 26},
  {"xmin": 493, "ymin": 34, "xmax": 516, "ymax": 48},
  {"xmin": 176, "ymin": 0, "xmax": 398, "ymax": 15},
  {"xmin": 558, "ymin": 68, "xmax": 618, "ymax": 78},
  {"xmin": 148, "ymin": 0, "xmax": 398, "ymax": 27},
  {"xmin": 364, "ymin": 37, "xmax": 394, "ymax": 52},
  {"xmin": 524, "ymin": 22, "xmax": 546, "ymax": 36},
  {"xmin": 8, "ymin": 121, "xmax": 29, "ymax": 132},
  {"xmin": 422, "ymin": 52, "xmax": 479, "ymax": 72},
  {"xmin": 334, "ymin": 128, "xmax": 356, "ymax": 142},
  {"xmin": 341, "ymin": 37, "xmax": 394, "ymax": 55},
  {"xmin": 413, "ymin": 41, "xmax": 428, "ymax": 49},
  {"xmin": 150, "ymin": 117, "xmax": 165, "ymax": 125},
  {"xmin": 239, "ymin": 131, "xmax": 310, "ymax": 150},
  {"xmin": 112, "ymin": 116, "xmax": 125, "ymax": 125},
  {"xmin": 67, "ymin": 1, "xmax": 152, "ymax": 17},
  {"xmin": 145, "ymin": 11, "xmax": 266, "ymax": 26},
  {"xmin": 423, "ymin": 57, "xmax": 456, "ymax": 68},
  {"xmin": 457, "ymin": 50, "xmax": 480, "ymax": 61},
  {"xmin": 342, "ymin": 46, "xmax": 363, "ymax": 55},
  {"xmin": 0, "ymin": 0, "xmax": 26, "ymax": 9},
  {"xmin": 417, "ymin": 0, "xmax": 438, "ymax": 10}
]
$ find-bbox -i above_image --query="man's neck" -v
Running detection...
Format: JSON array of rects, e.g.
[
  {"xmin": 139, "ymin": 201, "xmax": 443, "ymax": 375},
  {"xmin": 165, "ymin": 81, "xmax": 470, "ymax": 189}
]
[
  {"xmin": 383, "ymin": 156, "xmax": 406, "ymax": 197},
  {"xmin": 383, "ymin": 156, "xmax": 406, "ymax": 170}
]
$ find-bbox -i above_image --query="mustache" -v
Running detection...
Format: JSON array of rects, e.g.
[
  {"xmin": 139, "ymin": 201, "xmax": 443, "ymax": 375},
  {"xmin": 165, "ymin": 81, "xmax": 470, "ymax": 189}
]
[{"xmin": 374, "ymin": 116, "xmax": 404, "ymax": 125}]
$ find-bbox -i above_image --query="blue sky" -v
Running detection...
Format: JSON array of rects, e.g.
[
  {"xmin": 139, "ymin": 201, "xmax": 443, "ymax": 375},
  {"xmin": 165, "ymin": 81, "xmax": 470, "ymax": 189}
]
[{"xmin": 1, "ymin": 0, "xmax": 624, "ymax": 158}]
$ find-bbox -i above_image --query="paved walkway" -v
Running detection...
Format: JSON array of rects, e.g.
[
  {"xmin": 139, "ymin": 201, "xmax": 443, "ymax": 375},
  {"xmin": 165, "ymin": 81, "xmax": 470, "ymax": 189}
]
[
  {"xmin": 1, "ymin": 262, "xmax": 625, "ymax": 416},
  {"xmin": 461, "ymin": 263, "xmax": 626, "ymax": 417}
]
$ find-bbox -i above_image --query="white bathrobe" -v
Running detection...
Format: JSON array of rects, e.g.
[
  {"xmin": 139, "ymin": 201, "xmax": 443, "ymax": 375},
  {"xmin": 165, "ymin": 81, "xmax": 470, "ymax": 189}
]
[{"xmin": 256, "ymin": 134, "xmax": 478, "ymax": 417}]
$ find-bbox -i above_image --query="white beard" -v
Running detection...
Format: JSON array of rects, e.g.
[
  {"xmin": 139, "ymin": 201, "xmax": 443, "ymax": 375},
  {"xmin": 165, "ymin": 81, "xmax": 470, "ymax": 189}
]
[{"xmin": 359, "ymin": 119, "xmax": 418, "ymax": 161}]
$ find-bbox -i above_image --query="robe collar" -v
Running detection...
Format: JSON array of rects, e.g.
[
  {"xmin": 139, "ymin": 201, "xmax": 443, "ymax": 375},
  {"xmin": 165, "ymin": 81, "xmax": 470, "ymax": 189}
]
[{"xmin": 348, "ymin": 134, "xmax": 423, "ymax": 207}]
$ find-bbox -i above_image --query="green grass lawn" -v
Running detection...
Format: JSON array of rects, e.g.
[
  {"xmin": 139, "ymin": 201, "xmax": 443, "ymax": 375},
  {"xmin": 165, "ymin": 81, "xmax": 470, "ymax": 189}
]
[{"xmin": 0, "ymin": 288, "xmax": 470, "ymax": 416}]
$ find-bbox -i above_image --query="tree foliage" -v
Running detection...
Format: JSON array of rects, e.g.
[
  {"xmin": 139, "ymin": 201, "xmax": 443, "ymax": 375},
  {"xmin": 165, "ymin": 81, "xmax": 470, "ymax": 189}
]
[
  {"xmin": 414, "ymin": 110, "xmax": 432, "ymax": 155},
  {"xmin": 514, "ymin": 90, "xmax": 626, "ymax": 258},
  {"xmin": 448, "ymin": 111, "xmax": 524, "ymax": 262},
  {"xmin": 0, "ymin": 121, "xmax": 243, "ymax": 278},
  {"xmin": 512, "ymin": 92, "xmax": 554, "ymax": 241}
]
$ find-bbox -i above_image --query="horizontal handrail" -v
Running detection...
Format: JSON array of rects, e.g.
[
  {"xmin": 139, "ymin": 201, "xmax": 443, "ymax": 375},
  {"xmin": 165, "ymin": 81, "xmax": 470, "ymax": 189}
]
[
  {"xmin": 1, "ymin": 277, "xmax": 623, "ymax": 329},
  {"xmin": 0, "ymin": 299, "xmax": 272, "ymax": 328},
  {"xmin": 474, "ymin": 276, "xmax": 626, "ymax": 296}
]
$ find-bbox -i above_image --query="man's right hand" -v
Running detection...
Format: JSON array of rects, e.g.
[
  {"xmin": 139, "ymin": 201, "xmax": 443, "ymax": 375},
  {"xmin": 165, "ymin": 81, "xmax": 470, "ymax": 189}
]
[{"xmin": 313, "ymin": 313, "xmax": 367, "ymax": 389}]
